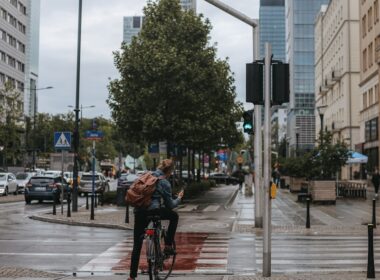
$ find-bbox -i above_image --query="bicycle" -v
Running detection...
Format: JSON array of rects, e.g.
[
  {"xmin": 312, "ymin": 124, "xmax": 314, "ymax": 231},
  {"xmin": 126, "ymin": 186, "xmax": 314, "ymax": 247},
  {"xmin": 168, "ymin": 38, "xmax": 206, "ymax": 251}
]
[{"xmin": 144, "ymin": 215, "xmax": 176, "ymax": 280}]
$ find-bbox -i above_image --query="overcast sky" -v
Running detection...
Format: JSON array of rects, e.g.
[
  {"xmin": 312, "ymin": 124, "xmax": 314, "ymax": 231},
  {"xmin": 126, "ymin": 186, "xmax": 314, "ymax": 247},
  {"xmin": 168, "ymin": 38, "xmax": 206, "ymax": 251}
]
[{"xmin": 38, "ymin": 0, "xmax": 260, "ymax": 119}]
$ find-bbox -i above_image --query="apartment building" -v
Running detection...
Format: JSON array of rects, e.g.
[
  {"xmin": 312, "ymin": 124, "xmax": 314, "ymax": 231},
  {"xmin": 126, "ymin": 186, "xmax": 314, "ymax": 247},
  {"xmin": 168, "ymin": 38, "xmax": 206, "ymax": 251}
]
[
  {"xmin": 315, "ymin": 0, "xmax": 360, "ymax": 179},
  {"xmin": 359, "ymin": 0, "xmax": 380, "ymax": 171}
]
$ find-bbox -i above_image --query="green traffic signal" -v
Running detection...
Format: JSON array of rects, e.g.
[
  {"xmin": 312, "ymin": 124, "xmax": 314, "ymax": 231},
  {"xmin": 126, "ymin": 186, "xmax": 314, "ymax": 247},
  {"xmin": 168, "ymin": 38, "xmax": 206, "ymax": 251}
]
[{"xmin": 243, "ymin": 110, "xmax": 253, "ymax": 134}]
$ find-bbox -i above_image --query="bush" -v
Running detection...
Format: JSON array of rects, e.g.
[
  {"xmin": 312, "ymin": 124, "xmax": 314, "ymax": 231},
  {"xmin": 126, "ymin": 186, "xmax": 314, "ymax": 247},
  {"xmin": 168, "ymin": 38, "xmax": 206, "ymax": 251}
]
[
  {"xmin": 183, "ymin": 180, "xmax": 216, "ymax": 199},
  {"xmin": 100, "ymin": 191, "xmax": 117, "ymax": 205}
]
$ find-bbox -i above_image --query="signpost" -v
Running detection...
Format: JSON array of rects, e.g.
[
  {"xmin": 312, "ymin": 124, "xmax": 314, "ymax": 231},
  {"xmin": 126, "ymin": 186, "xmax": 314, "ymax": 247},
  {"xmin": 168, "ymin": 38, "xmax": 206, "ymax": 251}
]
[
  {"xmin": 85, "ymin": 124, "xmax": 103, "ymax": 220},
  {"xmin": 54, "ymin": 132, "xmax": 71, "ymax": 214}
]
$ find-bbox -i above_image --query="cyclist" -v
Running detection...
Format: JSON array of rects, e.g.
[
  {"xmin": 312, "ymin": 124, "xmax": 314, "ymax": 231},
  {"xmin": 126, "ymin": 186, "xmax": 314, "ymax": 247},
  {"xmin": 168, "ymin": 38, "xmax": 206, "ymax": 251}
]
[{"xmin": 128, "ymin": 159, "xmax": 184, "ymax": 280}]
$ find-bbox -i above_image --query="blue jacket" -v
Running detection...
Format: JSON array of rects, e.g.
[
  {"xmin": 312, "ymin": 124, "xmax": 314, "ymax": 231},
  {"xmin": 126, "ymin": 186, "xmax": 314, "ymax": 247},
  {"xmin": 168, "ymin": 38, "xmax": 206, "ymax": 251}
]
[{"xmin": 147, "ymin": 170, "xmax": 181, "ymax": 210}]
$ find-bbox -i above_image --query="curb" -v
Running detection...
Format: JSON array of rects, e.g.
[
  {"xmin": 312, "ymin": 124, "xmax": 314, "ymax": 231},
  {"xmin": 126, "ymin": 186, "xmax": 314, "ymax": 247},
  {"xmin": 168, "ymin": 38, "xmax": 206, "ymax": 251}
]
[
  {"xmin": 223, "ymin": 186, "xmax": 239, "ymax": 209},
  {"xmin": 29, "ymin": 215, "xmax": 133, "ymax": 231}
]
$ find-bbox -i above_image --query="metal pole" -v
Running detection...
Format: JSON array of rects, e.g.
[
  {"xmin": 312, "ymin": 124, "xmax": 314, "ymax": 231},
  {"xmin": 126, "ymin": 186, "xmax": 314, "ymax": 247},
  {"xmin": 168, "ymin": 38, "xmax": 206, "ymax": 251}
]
[
  {"xmin": 263, "ymin": 43, "xmax": 272, "ymax": 277},
  {"xmin": 372, "ymin": 199, "xmax": 376, "ymax": 228},
  {"xmin": 61, "ymin": 150, "xmax": 64, "ymax": 214},
  {"xmin": 32, "ymin": 87, "xmax": 36, "ymax": 170},
  {"xmin": 91, "ymin": 140, "xmax": 95, "ymax": 220},
  {"xmin": 72, "ymin": 0, "xmax": 83, "ymax": 213},
  {"xmin": 306, "ymin": 198, "xmax": 310, "ymax": 228},
  {"xmin": 367, "ymin": 224, "xmax": 375, "ymax": 278}
]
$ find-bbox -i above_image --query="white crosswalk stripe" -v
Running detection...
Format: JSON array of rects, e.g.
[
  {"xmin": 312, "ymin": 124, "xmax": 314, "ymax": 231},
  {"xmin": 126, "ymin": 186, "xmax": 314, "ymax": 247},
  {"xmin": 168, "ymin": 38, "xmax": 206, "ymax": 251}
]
[{"xmin": 255, "ymin": 235, "xmax": 380, "ymax": 273}]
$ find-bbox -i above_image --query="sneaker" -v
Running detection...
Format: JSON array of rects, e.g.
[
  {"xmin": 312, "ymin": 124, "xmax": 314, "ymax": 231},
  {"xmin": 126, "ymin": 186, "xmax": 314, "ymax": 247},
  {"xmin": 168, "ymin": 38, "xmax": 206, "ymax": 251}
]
[{"xmin": 163, "ymin": 246, "xmax": 176, "ymax": 256}]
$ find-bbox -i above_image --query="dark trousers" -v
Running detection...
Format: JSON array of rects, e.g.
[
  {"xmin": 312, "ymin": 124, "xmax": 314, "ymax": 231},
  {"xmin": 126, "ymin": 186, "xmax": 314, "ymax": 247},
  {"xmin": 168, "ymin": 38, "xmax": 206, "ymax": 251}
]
[{"xmin": 129, "ymin": 208, "xmax": 179, "ymax": 278}]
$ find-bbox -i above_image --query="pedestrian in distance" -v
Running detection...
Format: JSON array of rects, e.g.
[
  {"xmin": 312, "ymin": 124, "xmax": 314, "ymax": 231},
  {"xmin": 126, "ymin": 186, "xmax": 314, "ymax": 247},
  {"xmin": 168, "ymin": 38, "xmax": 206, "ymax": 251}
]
[
  {"xmin": 371, "ymin": 167, "xmax": 380, "ymax": 198},
  {"xmin": 232, "ymin": 166, "xmax": 245, "ymax": 191},
  {"xmin": 128, "ymin": 159, "xmax": 184, "ymax": 280}
]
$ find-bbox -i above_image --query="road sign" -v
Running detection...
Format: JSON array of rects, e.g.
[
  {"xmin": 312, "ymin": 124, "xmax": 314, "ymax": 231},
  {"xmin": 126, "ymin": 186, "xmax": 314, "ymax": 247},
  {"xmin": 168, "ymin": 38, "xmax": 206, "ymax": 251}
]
[
  {"xmin": 54, "ymin": 132, "xmax": 71, "ymax": 150},
  {"xmin": 84, "ymin": 130, "xmax": 104, "ymax": 140}
]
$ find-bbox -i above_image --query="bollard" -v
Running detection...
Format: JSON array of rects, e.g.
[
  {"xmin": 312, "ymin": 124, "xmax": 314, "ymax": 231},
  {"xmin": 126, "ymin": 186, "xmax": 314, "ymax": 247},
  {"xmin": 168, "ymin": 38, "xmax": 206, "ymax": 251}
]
[
  {"xmin": 86, "ymin": 193, "xmax": 89, "ymax": 210},
  {"xmin": 52, "ymin": 193, "xmax": 56, "ymax": 215},
  {"xmin": 125, "ymin": 203, "xmax": 129, "ymax": 223},
  {"xmin": 367, "ymin": 224, "xmax": 375, "ymax": 278},
  {"xmin": 306, "ymin": 197, "xmax": 310, "ymax": 229},
  {"xmin": 67, "ymin": 192, "xmax": 71, "ymax": 217},
  {"xmin": 373, "ymin": 199, "xmax": 377, "ymax": 228},
  {"xmin": 91, "ymin": 193, "xmax": 95, "ymax": 220}
]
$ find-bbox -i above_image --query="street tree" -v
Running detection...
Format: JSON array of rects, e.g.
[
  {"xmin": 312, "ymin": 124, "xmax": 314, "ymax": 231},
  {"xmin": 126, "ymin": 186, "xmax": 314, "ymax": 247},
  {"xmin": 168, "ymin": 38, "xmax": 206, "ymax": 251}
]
[{"xmin": 108, "ymin": 0, "xmax": 243, "ymax": 154}]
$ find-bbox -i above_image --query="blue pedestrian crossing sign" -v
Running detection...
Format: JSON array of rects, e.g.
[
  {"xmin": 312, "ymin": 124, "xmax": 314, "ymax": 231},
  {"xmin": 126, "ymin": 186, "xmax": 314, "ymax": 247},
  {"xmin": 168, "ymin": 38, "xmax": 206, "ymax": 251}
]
[{"xmin": 54, "ymin": 132, "xmax": 71, "ymax": 150}]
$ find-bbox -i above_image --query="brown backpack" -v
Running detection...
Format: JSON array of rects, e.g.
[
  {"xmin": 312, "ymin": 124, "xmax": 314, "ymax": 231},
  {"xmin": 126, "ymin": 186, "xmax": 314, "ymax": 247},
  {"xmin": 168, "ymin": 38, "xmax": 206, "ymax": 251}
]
[{"xmin": 125, "ymin": 172, "xmax": 162, "ymax": 208}]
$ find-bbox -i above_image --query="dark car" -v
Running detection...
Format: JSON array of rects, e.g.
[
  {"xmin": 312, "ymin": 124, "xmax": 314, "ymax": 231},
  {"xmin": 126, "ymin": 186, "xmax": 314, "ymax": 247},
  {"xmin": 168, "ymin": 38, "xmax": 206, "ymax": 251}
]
[
  {"xmin": 24, "ymin": 175, "xmax": 70, "ymax": 204},
  {"xmin": 208, "ymin": 172, "xmax": 239, "ymax": 185},
  {"xmin": 78, "ymin": 172, "xmax": 110, "ymax": 195},
  {"xmin": 118, "ymin": 173, "xmax": 139, "ymax": 189}
]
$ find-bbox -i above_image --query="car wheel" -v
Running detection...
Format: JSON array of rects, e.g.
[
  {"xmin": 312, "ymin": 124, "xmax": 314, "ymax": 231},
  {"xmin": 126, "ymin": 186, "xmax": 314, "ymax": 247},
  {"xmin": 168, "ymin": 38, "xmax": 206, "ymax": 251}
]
[
  {"xmin": 13, "ymin": 188, "xmax": 18, "ymax": 195},
  {"xmin": 4, "ymin": 187, "xmax": 8, "ymax": 196},
  {"xmin": 38, "ymin": 199, "xmax": 43, "ymax": 203},
  {"xmin": 25, "ymin": 198, "xmax": 31, "ymax": 204}
]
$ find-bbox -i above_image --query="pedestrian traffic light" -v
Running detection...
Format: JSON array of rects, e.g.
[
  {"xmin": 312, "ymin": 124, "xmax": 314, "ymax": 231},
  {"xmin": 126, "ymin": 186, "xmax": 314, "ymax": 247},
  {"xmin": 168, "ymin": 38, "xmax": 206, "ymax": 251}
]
[{"xmin": 243, "ymin": 110, "xmax": 253, "ymax": 134}]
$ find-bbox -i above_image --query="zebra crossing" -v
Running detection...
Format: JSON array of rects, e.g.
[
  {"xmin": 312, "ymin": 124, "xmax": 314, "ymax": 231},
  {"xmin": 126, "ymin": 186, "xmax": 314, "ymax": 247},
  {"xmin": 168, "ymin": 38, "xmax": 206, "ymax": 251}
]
[
  {"xmin": 255, "ymin": 234, "xmax": 380, "ymax": 273},
  {"xmin": 78, "ymin": 233, "xmax": 231, "ymax": 274}
]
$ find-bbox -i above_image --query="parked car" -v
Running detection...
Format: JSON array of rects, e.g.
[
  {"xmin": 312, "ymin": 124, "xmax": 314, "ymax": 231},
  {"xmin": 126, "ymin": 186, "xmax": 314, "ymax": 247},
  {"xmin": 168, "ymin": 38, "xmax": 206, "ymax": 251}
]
[
  {"xmin": 0, "ymin": 173, "xmax": 18, "ymax": 196},
  {"xmin": 43, "ymin": 170, "xmax": 62, "ymax": 177},
  {"xmin": 78, "ymin": 172, "xmax": 110, "ymax": 195},
  {"xmin": 15, "ymin": 172, "xmax": 34, "ymax": 193},
  {"xmin": 24, "ymin": 175, "xmax": 70, "ymax": 204},
  {"xmin": 208, "ymin": 172, "xmax": 239, "ymax": 185},
  {"xmin": 117, "ymin": 173, "xmax": 139, "ymax": 189}
]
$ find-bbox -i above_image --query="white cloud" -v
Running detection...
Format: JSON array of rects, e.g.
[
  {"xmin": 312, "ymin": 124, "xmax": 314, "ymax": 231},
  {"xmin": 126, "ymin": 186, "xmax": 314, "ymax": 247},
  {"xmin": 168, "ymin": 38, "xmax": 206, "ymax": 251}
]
[{"xmin": 38, "ymin": 0, "xmax": 260, "ymax": 118}]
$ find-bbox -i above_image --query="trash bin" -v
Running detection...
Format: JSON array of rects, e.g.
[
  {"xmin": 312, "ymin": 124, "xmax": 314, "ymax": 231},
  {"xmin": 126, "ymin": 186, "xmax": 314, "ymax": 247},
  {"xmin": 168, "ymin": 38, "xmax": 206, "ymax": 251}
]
[
  {"xmin": 280, "ymin": 178, "xmax": 286, "ymax": 189},
  {"xmin": 116, "ymin": 186, "xmax": 127, "ymax": 206}
]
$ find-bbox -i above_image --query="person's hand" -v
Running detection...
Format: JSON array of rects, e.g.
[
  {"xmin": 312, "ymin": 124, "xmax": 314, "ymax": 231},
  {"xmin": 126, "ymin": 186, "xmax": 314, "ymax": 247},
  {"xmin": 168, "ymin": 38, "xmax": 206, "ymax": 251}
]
[{"xmin": 178, "ymin": 190, "xmax": 184, "ymax": 199}]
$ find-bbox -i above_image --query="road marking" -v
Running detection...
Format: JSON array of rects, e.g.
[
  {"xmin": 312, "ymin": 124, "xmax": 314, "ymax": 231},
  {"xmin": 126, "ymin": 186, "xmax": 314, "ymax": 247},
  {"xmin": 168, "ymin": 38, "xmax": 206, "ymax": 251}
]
[{"xmin": 203, "ymin": 205, "xmax": 220, "ymax": 212}]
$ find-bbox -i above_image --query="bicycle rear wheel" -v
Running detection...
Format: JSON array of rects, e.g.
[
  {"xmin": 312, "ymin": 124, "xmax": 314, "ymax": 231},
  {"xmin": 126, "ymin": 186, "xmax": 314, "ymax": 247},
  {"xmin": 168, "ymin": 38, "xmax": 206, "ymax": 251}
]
[
  {"xmin": 157, "ymin": 230, "xmax": 176, "ymax": 280},
  {"xmin": 146, "ymin": 236, "xmax": 156, "ymax": 280}
]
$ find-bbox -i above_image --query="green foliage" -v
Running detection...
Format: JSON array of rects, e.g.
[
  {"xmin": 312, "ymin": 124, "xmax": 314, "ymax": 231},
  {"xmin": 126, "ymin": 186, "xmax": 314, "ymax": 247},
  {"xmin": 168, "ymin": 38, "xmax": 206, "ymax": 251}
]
[
  {"xmin": 107, "ymin": 0, "xmax": 243, "ymax": 152},
  {"xmin": 183, "ymin": 179, "xmax": 216, "ymax": 199},
  {"xmin": 282, "ymin": 131, "xmax": 349, "ymax": 180}
]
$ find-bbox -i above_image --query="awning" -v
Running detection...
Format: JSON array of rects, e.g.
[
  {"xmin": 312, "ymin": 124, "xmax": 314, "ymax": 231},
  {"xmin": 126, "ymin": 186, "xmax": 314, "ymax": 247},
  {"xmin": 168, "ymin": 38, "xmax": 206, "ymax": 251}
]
[{"xmin": 346, "ymin": 151, "xmax": 368, "ymax": 164}]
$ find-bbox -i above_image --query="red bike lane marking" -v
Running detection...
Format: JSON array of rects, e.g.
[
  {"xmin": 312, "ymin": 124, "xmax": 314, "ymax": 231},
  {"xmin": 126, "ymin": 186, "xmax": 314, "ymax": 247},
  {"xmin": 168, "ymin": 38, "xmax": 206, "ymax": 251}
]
[{"xmin": 112, "ymin": 232, "xmax": 217, "ymax": 272}]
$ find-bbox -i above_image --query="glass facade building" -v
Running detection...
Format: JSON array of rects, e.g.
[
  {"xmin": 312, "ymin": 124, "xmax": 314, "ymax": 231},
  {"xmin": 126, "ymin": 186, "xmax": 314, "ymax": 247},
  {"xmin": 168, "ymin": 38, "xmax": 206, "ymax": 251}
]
[
  {"xmin": 123, "ymin": 0, "xmax": 196, "ymax": 44},
  {"xmin": 259, "ymin": 0, "xmax": 285, "ymax": 62},
  {"xmin": 286, "ymin": 0, "xmax": 330, "ymax": 154}
]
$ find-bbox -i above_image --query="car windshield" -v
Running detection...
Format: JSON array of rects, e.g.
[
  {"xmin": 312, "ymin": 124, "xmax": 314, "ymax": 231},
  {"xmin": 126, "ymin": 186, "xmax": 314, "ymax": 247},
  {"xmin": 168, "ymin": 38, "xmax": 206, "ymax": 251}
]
[
  {"xmin": 30, "ymin": 177, "xmax": 54, "ymax": 184},
  {"xmin": 81, "ymin": 175, "xmax": 100, "ymax": 181},
  {"xmin": 120, "ymin": 174, "xmax": 128, "ymax": 180},
  {"xmin": 126, "ymin": 174, "xmax": 138, "ymax": 182},
  {"xmin": 0, "ymin": 174, "xmax": 6, "ymax": 180},
  {"xmin": 16, "ymin": 173, "xmax": 28, "ymax": 179}
]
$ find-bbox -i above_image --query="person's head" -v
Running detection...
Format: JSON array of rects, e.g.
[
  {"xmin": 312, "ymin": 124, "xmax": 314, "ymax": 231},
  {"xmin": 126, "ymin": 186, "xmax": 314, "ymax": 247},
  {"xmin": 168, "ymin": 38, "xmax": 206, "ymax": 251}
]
[
  {"xmin": 157, "ymin": 159, "xmax": 175, "ymax": 177},
  {"xmin": 375, "ymin": 167, "xmax": 379, "ymax": 173}
]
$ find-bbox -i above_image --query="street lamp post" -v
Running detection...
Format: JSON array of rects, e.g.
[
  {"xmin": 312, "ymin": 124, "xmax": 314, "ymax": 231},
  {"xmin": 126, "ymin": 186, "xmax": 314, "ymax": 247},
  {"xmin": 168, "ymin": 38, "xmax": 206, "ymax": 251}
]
[
  {"xmin": 26, "ymin": 86, "xmax": 53, "ymax": 170},
  {"xmin": 317, "ymin": 105, "xmax": 327, "ymax": 145}
]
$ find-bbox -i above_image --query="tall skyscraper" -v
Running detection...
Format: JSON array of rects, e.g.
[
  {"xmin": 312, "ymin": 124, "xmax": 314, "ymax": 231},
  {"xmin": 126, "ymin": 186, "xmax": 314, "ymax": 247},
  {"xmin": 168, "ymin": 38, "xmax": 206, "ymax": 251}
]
[
  {"xmin": 286, "ymin": 0, "xmax": 330, "ymax": 155},
  {"xmin": 259, "ymin": 0, "xmax": 285, "ymax": 62},
  {"xmin": 123, "ymin": 0, "xmax": 197, "ymax": 44},
  {"xmin": 259, "ymin": 0, "xmax": 286, "ymax": 146}
]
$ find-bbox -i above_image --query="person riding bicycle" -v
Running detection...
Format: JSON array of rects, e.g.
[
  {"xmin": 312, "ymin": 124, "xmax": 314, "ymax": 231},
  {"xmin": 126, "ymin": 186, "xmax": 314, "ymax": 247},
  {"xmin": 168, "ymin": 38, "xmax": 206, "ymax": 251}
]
[{"xmin": 128, "ymin": 159, "xmax": 184, "ymax": 280}]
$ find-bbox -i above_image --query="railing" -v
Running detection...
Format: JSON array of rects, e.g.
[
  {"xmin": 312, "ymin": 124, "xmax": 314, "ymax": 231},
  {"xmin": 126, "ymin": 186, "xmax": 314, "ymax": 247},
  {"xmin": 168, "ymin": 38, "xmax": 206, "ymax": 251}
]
[{"xmin": 336, "ymin": 180, "xmax": 367, "ymax": 199}]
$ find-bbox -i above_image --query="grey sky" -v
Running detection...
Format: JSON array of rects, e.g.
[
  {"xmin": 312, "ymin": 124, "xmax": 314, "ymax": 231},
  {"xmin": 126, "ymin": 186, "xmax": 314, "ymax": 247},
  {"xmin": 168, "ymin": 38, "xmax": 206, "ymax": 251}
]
[{"xmin": 38, "ymin": 0, "xmax": 259, "ymax": 119}]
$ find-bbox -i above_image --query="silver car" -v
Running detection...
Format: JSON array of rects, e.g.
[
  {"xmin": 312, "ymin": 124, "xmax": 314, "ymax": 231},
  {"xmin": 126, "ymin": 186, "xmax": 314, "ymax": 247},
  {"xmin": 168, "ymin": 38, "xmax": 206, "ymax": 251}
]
[
  {"xmin": 0, "ymin": 173, "xmax": 18, "ymax": 196},
  {"xmin": 78, "ymin": 172, "xmax": 110, "ymax": 195},
  {"xmin": 15, "ymin": 172, "xmax": 34, "ymax": 193}
]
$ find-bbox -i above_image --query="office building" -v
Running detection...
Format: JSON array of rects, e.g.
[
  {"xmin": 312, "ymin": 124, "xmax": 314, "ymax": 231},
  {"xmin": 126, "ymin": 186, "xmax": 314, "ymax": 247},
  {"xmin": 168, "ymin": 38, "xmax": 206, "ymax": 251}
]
[
  {"xmin": 123, "ymin": 0, "xmax": 196, "ymax": 44},
  {"xmin": 286, "ymin": 0, "xmax": 330, "ymax": 155},
  {"xmin": 315, "ymin": 0, "xmax": 360, "ymax": 179},
  {"xmin": 0, "ymin": 0, "xmax": 30, "ymax": 119},
  {"xmin": 359, "ymin": 0, "xmax": 380, "ymax": 170}
]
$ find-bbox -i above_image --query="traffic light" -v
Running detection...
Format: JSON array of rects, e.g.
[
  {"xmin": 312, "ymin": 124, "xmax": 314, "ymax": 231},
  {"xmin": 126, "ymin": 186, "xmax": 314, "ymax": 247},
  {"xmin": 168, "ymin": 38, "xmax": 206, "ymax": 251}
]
[{"xmin": 243, "ymin": 110, "xmax": 253, "ymax": 134}]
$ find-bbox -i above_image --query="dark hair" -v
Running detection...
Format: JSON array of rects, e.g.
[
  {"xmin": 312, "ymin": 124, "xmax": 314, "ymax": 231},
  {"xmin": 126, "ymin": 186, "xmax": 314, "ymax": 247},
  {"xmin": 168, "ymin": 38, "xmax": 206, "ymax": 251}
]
[{"xmin": 157, "ymin": 159, "xmax": 174, "ymax": 175}]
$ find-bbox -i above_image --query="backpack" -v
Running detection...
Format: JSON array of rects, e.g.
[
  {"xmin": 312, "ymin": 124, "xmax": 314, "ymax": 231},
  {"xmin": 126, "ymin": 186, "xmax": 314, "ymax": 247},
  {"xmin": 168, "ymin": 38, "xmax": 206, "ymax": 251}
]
[{"xmin": 125, "ymin": 172, "xmax": 162, "ymax": 208}]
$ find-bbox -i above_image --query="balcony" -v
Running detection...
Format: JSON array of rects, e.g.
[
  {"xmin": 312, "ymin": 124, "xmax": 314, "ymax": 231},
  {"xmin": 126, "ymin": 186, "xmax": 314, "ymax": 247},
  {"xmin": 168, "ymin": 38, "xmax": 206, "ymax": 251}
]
[
  {"xmin": 319, "ymin": 85, "xmax": 328, "ymax": 94},
  {"xmin": 325, "ymin": 78, "xmax": 334, "ymax": 89}
]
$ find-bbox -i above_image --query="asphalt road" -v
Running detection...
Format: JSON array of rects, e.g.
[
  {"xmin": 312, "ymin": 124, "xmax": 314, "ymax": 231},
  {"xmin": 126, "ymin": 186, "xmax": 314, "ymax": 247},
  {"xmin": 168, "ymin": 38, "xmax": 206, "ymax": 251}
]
[{"xmin": 0, "ymin": 179, "xmax": 127, "ymax": 274}]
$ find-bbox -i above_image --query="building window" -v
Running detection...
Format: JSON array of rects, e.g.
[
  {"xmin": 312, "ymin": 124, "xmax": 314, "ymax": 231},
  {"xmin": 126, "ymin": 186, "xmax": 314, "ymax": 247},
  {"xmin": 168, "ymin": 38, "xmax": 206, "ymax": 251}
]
[
  {"xmin": 364, "ymin": 91, "xmax": 368, "ymax": 108},
  {"xmin": 362, "ymin": 15, "xmax": 367, "ymax": 37},
  {"xmin": 133, "ymin": 16, "xmax": 140, "ymax": 28},
  {"xmin": 369, "ymin": 88, "xmax": 374, "ymax": 105},
  {"xmin": 1, "ymin": 9, "xmax": 6, "ymax": 20},
  {"xmin": 369, "ymin": 7, "xmax": 373, "ymax": 31},
  {"xmin": 376, "ymin": 84, "xmax": 379, "ymax": 102},
  {"xmin": 363, "ymin": 48, "xmax": 368, "ymax": 71},
  {"xmin": 10, "ymin": 0, "xmax": 17, "ymax": 8},
  {"xmin": 365, "ymin": 118, "xmax": 379, "ymax": 141},
  {"xmin": 369, "ymin": 42, "xmax": 373, "ymax": 66},
  {"xmin": 375, "ymin": 0, "xmax": 379, "ymax": 23}
]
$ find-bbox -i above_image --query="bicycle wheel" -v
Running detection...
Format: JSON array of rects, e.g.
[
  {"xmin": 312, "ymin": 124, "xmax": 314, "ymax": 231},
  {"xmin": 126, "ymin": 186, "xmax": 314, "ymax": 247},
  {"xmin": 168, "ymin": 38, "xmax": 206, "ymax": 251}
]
[
  {"xmin": 157, "ymin": 229, "xmax": 176, "ymax": 280},
  {"xmin": 146, "ymin": 236, "xmax": 156, "ymax": 280}
]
